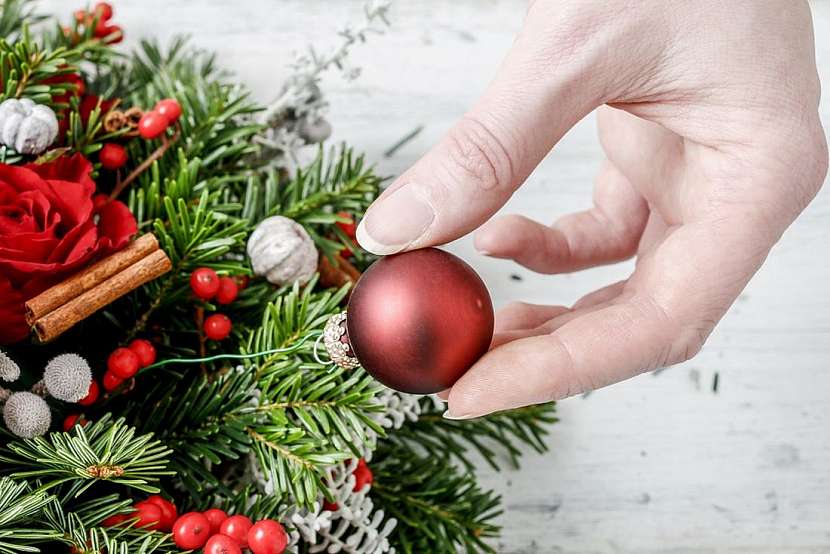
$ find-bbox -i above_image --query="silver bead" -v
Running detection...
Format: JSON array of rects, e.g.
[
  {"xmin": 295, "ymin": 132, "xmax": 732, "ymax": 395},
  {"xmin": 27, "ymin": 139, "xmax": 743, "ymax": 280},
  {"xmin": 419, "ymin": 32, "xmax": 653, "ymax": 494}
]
[
  {"xmin": 3, "ymin": 391, "xmax": 51, "ymax": 439},
  {"xmin": 0, "ymin": 350, "xmax": 20, "ymax": 382},
  {"xmin": 323, "ymin": 312, "xmax": 360, "ymax": 370},
  {"xmin": 247, "ymin": 216, "xmax": 318, "ymax": 286},
  {"xmin": 43, "ymin": 353, "xmax": 92, "ymax": 403},
  {"xmin": 0, "ymin": 98, "xmax": 59, "ymax": 155}
]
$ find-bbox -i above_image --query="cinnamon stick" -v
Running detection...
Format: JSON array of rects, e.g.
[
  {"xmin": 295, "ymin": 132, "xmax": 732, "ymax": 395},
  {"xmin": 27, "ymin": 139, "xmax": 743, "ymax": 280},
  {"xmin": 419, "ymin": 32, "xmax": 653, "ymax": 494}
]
[
  {"xmin": 33, "ymin": 249, "xmax": 172, "ymax": 342},
  {"xmin": 25, "ymin": 234, "xmax": 160, "ymax": 325},
  {"xmin": 318, "ymin": 254, "xmax": 362, "ymax": 290}
]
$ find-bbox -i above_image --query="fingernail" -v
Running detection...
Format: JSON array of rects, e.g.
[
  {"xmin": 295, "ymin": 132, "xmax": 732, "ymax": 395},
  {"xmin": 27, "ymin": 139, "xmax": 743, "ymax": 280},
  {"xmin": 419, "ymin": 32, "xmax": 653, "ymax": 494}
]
[
  {"xmin": 356, "ymin": 185, "xmax": 434, "ymax": 255},
  {"xmin": 442, "ymin": 409, "xmax": 477, "ymax": 421}
]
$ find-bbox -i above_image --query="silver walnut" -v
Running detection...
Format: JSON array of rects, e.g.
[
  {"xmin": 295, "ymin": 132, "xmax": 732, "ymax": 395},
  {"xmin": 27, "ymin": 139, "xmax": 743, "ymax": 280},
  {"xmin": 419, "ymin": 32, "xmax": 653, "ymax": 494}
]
[
  {"xmin": 0, "ymin": 98, "xmax": 59, "ymax": 155},
  {"xmin": 247, "ymin": 215, "xmax": 318, "ymax": 286}
]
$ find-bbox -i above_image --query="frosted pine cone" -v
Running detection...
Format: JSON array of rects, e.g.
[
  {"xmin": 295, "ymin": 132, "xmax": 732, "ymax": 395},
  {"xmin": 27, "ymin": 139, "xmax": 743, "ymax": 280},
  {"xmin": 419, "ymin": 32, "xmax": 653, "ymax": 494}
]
[
  {"xmin": 0, "ymin": 98, "xmax": 59, "ymax": 155},
  {"xmin": 0, "ymin": 350, "xmax": 20, "ymax": 382}
]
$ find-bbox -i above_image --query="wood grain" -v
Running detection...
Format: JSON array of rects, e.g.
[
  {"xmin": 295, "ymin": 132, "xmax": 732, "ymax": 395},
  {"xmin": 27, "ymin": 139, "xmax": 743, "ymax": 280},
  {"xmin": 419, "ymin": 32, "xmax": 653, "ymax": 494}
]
[{"xmin": 32, "ymin": 1, "xmax": 830, "ymax": 552}]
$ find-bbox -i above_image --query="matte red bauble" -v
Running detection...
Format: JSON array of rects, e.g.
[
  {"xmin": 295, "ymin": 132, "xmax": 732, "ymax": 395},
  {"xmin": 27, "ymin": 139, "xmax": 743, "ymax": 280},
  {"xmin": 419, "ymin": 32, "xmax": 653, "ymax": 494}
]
[{"xmin": 345, "ymin": 248, "xmax": 493, "ymax": 394}]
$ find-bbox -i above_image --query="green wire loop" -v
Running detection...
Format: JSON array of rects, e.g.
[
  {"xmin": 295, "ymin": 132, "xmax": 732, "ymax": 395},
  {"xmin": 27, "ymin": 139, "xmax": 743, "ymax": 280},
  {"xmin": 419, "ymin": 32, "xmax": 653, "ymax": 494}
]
[{"xmin": 139, "ymin": 332, "xmax": 321, "ymax": 373}]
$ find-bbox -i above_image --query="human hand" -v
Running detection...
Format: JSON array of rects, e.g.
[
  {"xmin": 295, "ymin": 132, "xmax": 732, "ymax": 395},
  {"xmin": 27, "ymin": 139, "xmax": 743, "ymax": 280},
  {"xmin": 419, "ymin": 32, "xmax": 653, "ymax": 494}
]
[{"xmin": 356, "ymin": 1, "xmax": 828, "ymax": 418}]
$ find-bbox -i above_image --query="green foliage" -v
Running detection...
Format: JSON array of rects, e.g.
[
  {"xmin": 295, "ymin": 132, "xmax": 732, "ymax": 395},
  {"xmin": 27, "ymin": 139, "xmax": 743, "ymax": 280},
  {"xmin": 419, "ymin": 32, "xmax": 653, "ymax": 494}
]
[
  {"xmin": 391, "ymin": 400, "xmax": 558, "ymax": 471},
  {"xmin": 0, "ymin": 416, "xmax": 173, "ymax": 496},
  {"xmin": 0, "ymin": 0, "xmax": 44, "ymax": 42},
  {"xmin": 0, "ymin": 477, "xmax": 61, "ymax": 552},
  {"xmin": 372, "ymin": 444, "xmax": 502, "ymax": 554}
]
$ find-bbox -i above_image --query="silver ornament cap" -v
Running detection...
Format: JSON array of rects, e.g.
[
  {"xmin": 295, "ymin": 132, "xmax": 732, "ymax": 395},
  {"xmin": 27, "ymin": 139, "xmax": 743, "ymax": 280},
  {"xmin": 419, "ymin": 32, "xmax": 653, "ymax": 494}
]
[{"xmin": 323, "ymin": 312, "xmax": 360, "ymax": 370}]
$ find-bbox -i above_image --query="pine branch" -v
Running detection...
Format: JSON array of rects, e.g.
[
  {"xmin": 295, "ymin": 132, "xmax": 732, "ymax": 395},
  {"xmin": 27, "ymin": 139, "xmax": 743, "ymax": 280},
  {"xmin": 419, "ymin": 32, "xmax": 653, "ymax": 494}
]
[
  {"xmin": 0, "ymin": 477, "xmax": 62, "ymax": 552},
  {"xmin": 0, "ymin": 415, "xmax": 173, "ymax": 497},
  {"xmin": 371, "ymin": 444, "xmax": 501, "ymax": 554},
  {"xmin": 390, "ymin": 400, "xmax": 558, "ymax": 472},
  {"xmin": 0, "ymin": 0, "xmax": 44, "ymax": 42}
]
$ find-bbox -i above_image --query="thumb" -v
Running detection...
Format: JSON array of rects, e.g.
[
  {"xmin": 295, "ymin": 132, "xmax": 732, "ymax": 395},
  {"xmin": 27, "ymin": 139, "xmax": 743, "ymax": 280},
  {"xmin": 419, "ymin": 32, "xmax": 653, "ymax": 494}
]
[{"xmin": 356, "ymin": 9, "xmax": 610, "ymax": 254}]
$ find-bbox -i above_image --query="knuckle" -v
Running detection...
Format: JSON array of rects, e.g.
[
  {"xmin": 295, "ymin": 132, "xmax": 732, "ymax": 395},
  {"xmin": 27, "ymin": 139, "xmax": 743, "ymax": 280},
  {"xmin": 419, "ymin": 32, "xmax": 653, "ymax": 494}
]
[{"xmin": 442, "ymin": 115, "xmax": 515, "ymax": 193}]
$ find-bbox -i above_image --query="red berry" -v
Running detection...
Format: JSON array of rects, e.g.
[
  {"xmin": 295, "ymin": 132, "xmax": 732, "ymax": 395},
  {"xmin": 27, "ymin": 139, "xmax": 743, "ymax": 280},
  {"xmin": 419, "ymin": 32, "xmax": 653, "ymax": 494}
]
[
  {"xmin": 235, "ymin": 275, "xmax": 250, "ymax": 290},
  {"xmin": 138, "ymin": 110, "xmax": 169, "ymax": 139},
  {"xmin": 77, "ymin": 380, "xmax": 99, "ymax": 406},
  {"xmin": 336, "ymin": 211, "xmax": 357, "ymax": 239},
  {"xmin": 154, "ymin": 98, "xmax": 182, "ymax": 123},
  {"xmin": 108, "ymin": 347, "xmax": 140, "ymax": 379},
  {"xmin": 203, "ymin": 508, "xmax": 229, "ymax": 535},
  {"xmin": 92, "ymin": 193, "xmax": 109, "ymax": 212},
  {"xmin": 99, "ymin": 143, "xmax": 128, "ymax": 170},
  {"xmin": 94, "ymin": 2, "xmax": 113, "ymax": 20},
  {"xmin": 190, "ymin": 267, "xmax": 220, "ymax": 300},
  {"xmin": 204, "ymin": 534, "xmax": 242, "ymax": 554},
  {"xmin": 219, "ymin": 515, "xmax": 253, "ymax": 548},
  {"xmin": 352, "ymin": 458, "xmax": 374, "ymax": 492},
  {"xmin": 63, "ymin": 414, "xmax": 82, "ymax": 432},
  {"xmin": 102, "ymin": 513, "xmax": 128, "ymax": 527},
  {"xmin": 93, "ymin": 16, "xmax": 111, "ymax": 38},
  {"xmin": 128, "ymin": 339, "xmax": 157, "ymax": 368},
  {"xmin": 103, "ymin": 24, "xmax": 123, "ymax": 44},
  {"xmin": 247, "ymin": 519, "xmax": 288, "ymax": 554},
  {"xmin": 204, "ymin": 314, "xmax": 232, "ymax": 341},
  {"xmin": 322, "ymin": 500, "xmax": 339, "ymax": 512},
  {"xmin": 146, "ymin": 495, "xmax": 177, "ymax": 531},
  {"xmin": 102, "ymin": 370, "xmax": 124, "ymax": 392},
  {"xmin": 74, "ymin": 9, "xmax": 90, "ymax": 23},
  {"xmin": 133, "ymin": 501, "xmax": 163, "ymax": 531},
  {"xmin": 215, "ymin": 277, "xmax": 239, "ymax": 305},
  {"xmin": 172, "ymin": 512, "xmax": 211, "ymax": 550}
]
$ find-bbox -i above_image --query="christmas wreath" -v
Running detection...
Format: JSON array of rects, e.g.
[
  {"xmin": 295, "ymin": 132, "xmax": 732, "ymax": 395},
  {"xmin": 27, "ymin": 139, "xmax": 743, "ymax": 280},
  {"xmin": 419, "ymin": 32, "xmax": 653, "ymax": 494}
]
[{"xmin": 0, "ymin": 2, "xmax": 557, "ymax": 552}]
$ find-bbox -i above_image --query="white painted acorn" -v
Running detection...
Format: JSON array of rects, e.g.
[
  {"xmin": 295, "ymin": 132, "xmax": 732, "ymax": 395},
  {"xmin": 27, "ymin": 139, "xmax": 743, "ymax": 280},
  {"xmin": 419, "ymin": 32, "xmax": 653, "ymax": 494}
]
[
  {"xmin": 0, "ymin": 98, "xmax": 59, "ymax": 155},
  {"xmin": 247, "ymin": 216, "xmax": 318, "ymax": 286}
]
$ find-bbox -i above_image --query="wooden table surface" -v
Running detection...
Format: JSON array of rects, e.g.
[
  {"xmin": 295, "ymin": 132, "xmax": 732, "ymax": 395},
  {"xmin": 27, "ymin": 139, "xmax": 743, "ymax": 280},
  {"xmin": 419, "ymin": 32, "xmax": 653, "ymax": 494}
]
[{"xmin": 36, "ymin": 1, "xmax": 830, "ymax": 552}]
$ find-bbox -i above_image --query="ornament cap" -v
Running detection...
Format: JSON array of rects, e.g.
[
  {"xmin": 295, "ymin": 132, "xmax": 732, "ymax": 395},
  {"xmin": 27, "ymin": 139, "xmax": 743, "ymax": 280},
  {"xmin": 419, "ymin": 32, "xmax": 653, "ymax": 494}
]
[{"xmin": 323, "ymin": 312, "xmax": 360, "ymax": 370}]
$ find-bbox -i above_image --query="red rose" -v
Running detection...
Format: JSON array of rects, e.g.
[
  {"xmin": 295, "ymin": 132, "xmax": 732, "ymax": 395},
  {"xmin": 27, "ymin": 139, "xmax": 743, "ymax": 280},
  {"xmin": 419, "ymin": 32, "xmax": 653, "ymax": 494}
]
[{"xmin": 0, "ymin": 154, "xmax": 136, "ymax": 344}]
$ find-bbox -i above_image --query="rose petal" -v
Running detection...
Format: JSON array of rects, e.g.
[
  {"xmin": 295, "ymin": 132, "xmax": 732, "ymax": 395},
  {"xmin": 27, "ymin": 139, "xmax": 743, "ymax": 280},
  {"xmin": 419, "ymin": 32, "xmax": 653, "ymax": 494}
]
[{"xmin": 97, "ymin": 199, "xmax": 137, "ymax": 251}]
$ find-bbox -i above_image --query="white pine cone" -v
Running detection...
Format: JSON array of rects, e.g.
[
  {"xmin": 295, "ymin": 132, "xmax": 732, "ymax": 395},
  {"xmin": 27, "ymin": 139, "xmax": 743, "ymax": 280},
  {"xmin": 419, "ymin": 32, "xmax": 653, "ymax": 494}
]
[
  {"xmin": 0, "ymin": 98, "xmax": 59, "ymax": 155},
  {"xmin": 43, "ymin": 353, "xmax": 92, "ymax": 402},
  {"xmin": 3, "ymin": 391, "xmax": 51, "ymax": 439},
  {"xmin": 247, "ymin": 216, "xmax": 318, "ymax": 286},
  {"xmin": 0, "ymin": 350, "xmax": 20, "ymax": 383}
]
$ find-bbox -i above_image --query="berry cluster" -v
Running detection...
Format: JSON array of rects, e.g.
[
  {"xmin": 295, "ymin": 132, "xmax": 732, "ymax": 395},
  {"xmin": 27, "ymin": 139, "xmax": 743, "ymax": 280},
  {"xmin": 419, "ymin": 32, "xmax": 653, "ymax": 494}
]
[
  {"xmin": 104, "ymin": 339, "xmax": 157, "ymax": 391},
  {"xmin": 173, "ymin": 510, "xmax": 288, "ymax": 554},
  {"xmin": 73, "ymin": 2, "xmax": 122, "ymax": 44},
  {"xmin": 102, "ymin": 495, "xmax": 177, "ymax": 532},
  {"xmin": 190, "ymin": 268, "xmax": 244, "ymax": 341},
  {"xmin": 138, "ymin": 98, "xmax": 182, "ymax": 140}
]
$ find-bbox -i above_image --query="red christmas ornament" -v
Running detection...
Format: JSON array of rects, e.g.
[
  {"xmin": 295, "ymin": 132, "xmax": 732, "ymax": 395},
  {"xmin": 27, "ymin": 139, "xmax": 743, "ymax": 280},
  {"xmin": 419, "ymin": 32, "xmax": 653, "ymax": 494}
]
[
  {"xmin": 203, "ymin": 508, "xmax": 229, "ymax": 535},
  {"xmin": 102, "ymin": 370, "xmax": 123, "ymax": 392},
  {"xmin": 215, "ymin": 276, "xmax": 239, "ymax": 305},
  {"xmin": 108, "ymin": 347, "xmax": 140, "ymax": 379},
  {"xmin": 133, "ymin": 501, "xmax": 163, "ymax": 530},
  {"xmin": 173, "ymin": 512, "xmax": 211, "ymax": 550},
  {"xmin": 219, "ymin": 515, "xmax": 253, "ymax": 548},
  {"xmin": 138, "ymin": 111, "xmax": 169, "ymax": 139},
  {"xmin": 352, "ymin": 458, "xmax": 374, "ymax": 492},
  {"xmin": 190, "ymin": 267, "xmax": 220, "ymax": 299},
  {"xmin": 248, "ymin": 519, "xmax": 288, "ymax": 554},
  {"xmin": 154, "ymin": 98, "xmax": 182, "ymax": 123},
  {"xmin": 204, "ymin": 534, "xmax": 242, "ymax": 554},
  {"xmin": 99, "ymin": 143, "xmax": 128, "ymax": 170},
  {"xmin": 77, "ymin": 380, "xmax": 99, "ymax": 406},
  {"xmin": 145, "ymin": 495, "xmax": 177, "ymax": 531},
  {"xmin": 204, "ymin": 314, "xmax": 232, "ymax": 341},
  {"xmin": 128, "ymin": 339, "xmax": 157, "ymax": 367},
  {"xmin": 343, "ymin": 248, "xmax": 493, "ymax": 394}
]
